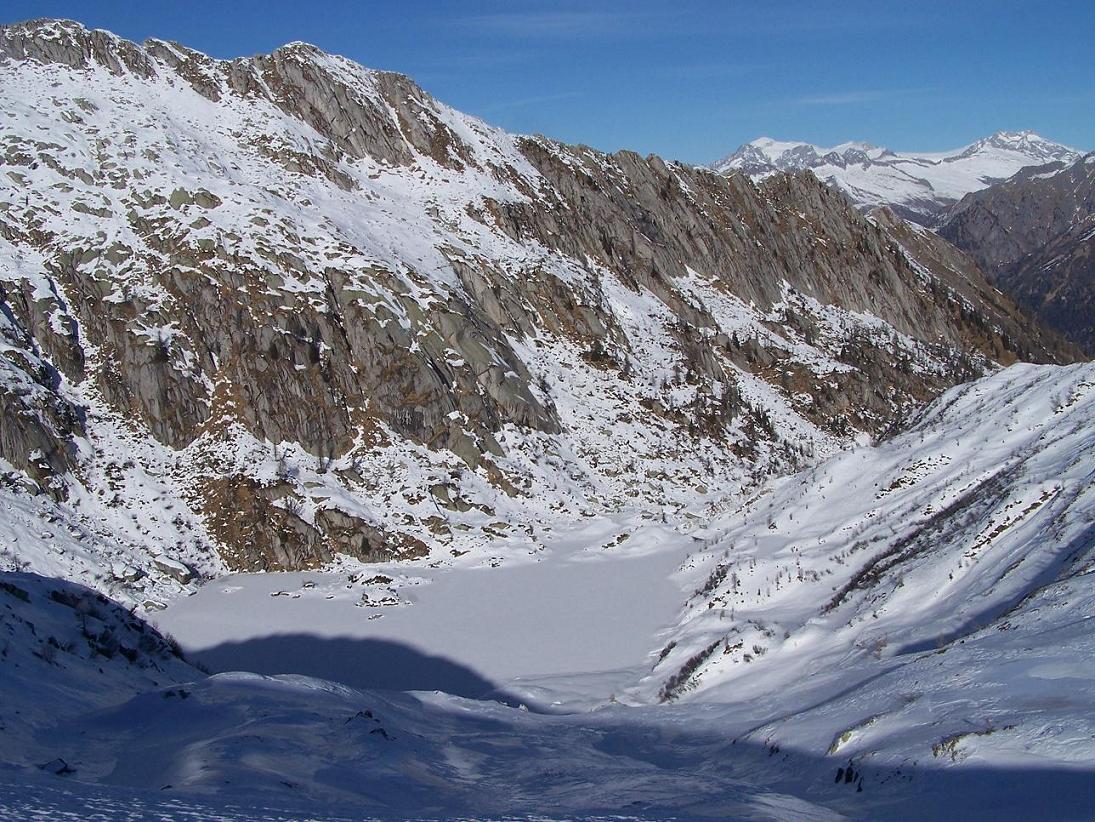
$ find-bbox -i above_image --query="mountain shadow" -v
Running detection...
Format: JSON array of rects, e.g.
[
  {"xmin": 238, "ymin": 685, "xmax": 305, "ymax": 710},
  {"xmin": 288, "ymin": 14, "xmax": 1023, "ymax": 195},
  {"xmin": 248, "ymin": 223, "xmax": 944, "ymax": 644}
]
[{"xmin": 192, "ymin": 634, "xmax": 521, "ymax": 705}]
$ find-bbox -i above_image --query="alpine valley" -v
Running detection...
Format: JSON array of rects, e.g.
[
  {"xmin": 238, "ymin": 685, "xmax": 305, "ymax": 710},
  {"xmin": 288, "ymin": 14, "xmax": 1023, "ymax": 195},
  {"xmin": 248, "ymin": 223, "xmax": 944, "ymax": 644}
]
[{"xmin": 0, "ymin": 19, "xmax": 1092, "ymax": 821}]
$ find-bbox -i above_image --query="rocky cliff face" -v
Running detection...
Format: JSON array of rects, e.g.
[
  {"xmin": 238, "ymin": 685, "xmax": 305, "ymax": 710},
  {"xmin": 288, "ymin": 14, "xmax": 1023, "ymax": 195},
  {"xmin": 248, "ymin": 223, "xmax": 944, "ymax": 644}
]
[
  {"xmin": 938, "ymin": 155, "xmax": 1095, "ymax": 352},
  {"xmin": 0, "ymin": 20, "xmax": 1076, "ymax": 598}
]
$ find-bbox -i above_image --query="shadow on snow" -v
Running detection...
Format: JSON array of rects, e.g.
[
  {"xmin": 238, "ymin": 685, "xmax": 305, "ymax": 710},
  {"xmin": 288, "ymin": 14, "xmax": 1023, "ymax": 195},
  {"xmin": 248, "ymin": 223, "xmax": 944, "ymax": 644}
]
[{"xmin": 191, "ymin": 633, "xmax": 524, "ymax": 706}]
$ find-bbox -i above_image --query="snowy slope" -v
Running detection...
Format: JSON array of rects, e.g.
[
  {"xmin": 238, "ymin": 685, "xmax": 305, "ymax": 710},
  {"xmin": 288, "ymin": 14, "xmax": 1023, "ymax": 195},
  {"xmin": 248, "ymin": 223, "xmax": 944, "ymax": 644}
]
[
  {"xmin": 0, "ymin": 573, "xmax": 839, "ymax": 819},
  {"xmin": 713, "ymin": 132, "xmax": 1083, "ymax": 225},
  {"xmin": 642, "ymin": 362, "xmax": 1095, "ymax": 783},
  {"xmin": 0, "ymin": 572, "xmax": 198, "ymax": 774},
  {"xmin": 4, "ymin": 361, "xmax": 1094, "ymax": 820}
]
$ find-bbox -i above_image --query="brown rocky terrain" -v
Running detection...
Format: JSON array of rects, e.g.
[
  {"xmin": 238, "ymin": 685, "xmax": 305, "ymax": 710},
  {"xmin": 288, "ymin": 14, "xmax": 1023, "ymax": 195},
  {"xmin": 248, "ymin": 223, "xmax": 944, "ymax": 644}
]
[{"xmin": 938, "ymin": 154, "xmax": 1095, "ymax": 352}]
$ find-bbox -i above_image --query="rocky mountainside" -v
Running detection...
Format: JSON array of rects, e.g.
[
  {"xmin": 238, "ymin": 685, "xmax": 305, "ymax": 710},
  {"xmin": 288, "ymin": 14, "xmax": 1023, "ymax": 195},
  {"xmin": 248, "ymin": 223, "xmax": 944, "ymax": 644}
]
[
  {"xmin": 938, "ymin": 154, "xmax": 1095, "ymax": 352},
  {"xmin": 0, "ymin": 19, "xmax": 1075, "ymax": 603},
  {"xmin": 713, "ymin": 132, "xmax": 1082, "ymax": 226}
]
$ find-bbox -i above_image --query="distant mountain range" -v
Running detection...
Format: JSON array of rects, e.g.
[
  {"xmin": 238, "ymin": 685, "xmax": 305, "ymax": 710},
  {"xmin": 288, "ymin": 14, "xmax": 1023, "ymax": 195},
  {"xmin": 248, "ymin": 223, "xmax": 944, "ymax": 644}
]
[
  {"xmin": 715, "ymin": 132, "xmax": 1093, "ymax": 351},
  {"xmin": 713, "ymin": 131, "xmax": 1082, "ymax": 226}
]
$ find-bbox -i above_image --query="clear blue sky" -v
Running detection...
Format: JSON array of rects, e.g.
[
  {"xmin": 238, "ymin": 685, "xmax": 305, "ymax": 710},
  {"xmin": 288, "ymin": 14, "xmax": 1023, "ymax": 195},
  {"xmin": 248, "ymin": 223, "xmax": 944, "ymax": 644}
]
[{"xmin": 3, "ymin": 1, "xmax": 1093, "ymax": 164}]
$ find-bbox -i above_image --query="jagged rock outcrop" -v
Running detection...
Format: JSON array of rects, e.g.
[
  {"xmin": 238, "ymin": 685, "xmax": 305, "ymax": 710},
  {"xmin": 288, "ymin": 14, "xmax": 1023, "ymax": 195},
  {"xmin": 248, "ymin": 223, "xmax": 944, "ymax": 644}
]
[
  {"xmin": 938, "ymin": 155, "xmax": 1095, "ymax": 352},
  {"xmin": 0, "ymin": 294, "xmax": 83, "ymax": 494},
  {"xmin": 202, "ymin": 476, "xmax": 426, "ymax": 571},
  {"xmin": 0, "ymin": 19, "xmax": 1078, "ymax": 578}
]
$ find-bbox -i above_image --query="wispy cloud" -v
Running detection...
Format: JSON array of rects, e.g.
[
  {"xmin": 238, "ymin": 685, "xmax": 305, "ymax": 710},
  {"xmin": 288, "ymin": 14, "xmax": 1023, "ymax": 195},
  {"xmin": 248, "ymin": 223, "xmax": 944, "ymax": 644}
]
[
  {"xmin": 795, "ymin": 90, "xmax": 887, "ymax": 106},
  {"xmin": 657, "ymin": 63, "xmax": 763, "ymax": 81},
  {"xmin": 406, "ymin": 51, "xmax": 529, "ymax": 71},
  {"xmin": 478, "ymin": 91, "xmax": 585, "ymax": 114},
  {"xmin": 792, "ymin": 88, "xmax": 933, "ymax": 106},
  {"xmin": 456, "ymin": 10, "xmax": 674, "ymax": 39},
  {"xmin": 456, "ymin": 7, "xmax": 930, "ymax": 40},
  {"xmin": 730, "ymin": 7, "xmax": 937, "ymax": 36}
]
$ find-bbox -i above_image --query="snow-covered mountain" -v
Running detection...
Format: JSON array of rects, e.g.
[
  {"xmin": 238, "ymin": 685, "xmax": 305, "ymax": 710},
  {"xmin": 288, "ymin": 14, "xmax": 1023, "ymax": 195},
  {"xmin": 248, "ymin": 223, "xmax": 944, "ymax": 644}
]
[
  {"xmin": 713, "ymin": 131, "xmax": 1083, "ymax": 225},
  {"xmin": 0, "ymin": 18, "xmax": 1071, "ymax": 604}
]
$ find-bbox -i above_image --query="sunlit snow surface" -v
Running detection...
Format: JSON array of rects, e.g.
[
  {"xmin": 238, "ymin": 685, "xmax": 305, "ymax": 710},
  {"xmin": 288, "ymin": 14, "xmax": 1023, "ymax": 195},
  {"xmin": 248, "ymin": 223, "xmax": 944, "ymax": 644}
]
[{"xmin": 3, "ymin": 362, "xmax": 1094, "ymax": 819}]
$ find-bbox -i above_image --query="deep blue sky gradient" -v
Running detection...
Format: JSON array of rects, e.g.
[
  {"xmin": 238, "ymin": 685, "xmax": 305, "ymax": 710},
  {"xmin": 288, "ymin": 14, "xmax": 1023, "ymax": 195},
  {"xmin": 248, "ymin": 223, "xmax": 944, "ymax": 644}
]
[{"xmin": 3, "ymin": 1, "xmax": 1092, "ymax": 164}]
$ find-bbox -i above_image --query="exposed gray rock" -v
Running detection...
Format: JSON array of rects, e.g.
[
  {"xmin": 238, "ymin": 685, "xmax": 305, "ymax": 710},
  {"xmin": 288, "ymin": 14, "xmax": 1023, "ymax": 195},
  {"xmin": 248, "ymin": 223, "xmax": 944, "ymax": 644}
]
[
  {"xmin": 0, "ymin": 18, "xmax": 156, "ymax": 77},
  {"xmin": 153, "ymin": 556, "xmax": 194, "ymax": 584}
]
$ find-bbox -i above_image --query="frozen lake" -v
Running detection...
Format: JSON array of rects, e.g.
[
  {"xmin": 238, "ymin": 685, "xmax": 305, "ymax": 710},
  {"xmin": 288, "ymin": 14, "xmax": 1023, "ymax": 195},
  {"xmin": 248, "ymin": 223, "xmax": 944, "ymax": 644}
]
[{"xmin": 158, "ymin": 518, "xmax": 693, "ymax": 708}]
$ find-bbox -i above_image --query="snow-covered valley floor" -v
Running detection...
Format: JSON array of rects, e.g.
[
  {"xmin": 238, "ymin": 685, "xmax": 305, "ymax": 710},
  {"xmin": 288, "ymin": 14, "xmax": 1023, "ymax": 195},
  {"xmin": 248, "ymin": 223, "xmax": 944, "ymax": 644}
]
[
  {"xmin": 157, "ymin": 517, "xmax": 692, "ymax": 711},
  {"xmin": 4, "ymin": 362, "xmax": 1095, "ymax": 820}
]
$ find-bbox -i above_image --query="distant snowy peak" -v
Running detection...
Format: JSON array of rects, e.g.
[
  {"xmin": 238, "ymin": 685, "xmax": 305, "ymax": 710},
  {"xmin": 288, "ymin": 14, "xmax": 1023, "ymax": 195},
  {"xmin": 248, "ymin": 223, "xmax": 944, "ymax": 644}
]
[
  {"xmin": 714, "ymin": 130, "xmax": 1077, "ymax": 177},
  {"xmin": 713, "ymin": 136, "xmax": 891, "ymax": 177},
  {"xmin": 713, "ymin": 130, "xmax": 1083, "ymax": 225},
  {"xmin": 954, "ymin": 129, "xmax": 1078, "ymax": 163}
]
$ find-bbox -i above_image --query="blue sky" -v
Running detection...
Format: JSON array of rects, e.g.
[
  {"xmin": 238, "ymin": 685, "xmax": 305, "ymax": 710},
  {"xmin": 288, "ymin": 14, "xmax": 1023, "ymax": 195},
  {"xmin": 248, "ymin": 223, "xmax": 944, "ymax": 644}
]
[{"xmin": 3, "ymin": 1, "xmax": 1093, "ymax": 163}]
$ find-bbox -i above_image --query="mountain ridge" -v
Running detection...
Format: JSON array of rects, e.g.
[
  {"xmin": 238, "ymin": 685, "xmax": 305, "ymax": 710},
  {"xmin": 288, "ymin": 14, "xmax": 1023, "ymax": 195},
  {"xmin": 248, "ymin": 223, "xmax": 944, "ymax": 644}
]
[{"xmin": 937, "ymin": 152, "xmax": 1095, "ymax": 352}]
